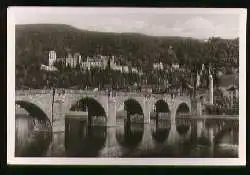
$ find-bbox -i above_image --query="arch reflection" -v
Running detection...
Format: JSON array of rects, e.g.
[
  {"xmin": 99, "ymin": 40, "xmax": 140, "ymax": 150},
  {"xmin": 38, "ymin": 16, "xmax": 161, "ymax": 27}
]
[
  {"xmin": 176, "ymin": 103, "xmax": 191, "ymax": 136},
  {"xmin": 151, "ymin": 100, "xmax": 171, "ymax": 143},
  {"xmin": 15, "ymin": 103, "xmax": 52, "ymax": 157},
  {"xmin": 65, "ymin": 97, "xmax": 107, "ymax": 157},
  {"xmin": 116, "ymin": 99, "xmax": 144, "ymax": 149}
]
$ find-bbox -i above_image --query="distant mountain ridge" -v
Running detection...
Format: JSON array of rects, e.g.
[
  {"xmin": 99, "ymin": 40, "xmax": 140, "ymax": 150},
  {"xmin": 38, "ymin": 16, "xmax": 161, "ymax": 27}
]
[
  {"xmin": 15, "ymin": 24, "xmax": 239, "ymax": 68},
  {"xmin": 16, "ymin": 24, "xmax": 196, "ymax": 39}
]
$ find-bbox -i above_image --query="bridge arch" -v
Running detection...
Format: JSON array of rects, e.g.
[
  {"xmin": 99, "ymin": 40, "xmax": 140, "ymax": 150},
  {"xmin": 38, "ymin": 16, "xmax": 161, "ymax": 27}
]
[
  {"xmin": 154, "ymin": 99, "xmax": 170, "ymax": 113},
  {"xmin": 151, "ymin": 99, "xmax": 171, "ymax": 143},
  {"xmin": 15, "ymin": 100, "xmax": 52, "ymax": 128},
  {"xmin": 15, "ymin": 100, "xmax": 52, "ymax": 156},
  {"xmin": 69, "ymin": 97, "xmax": 107, "ymax": 123},
  {"xmin": 152, "ymin": 99, "xmax": 171, "ymax": 120},
  {"xmin": 123, "ymin": 98, "xmax": 144, "ymax": 116},
  {"xmin": 66, "ymin": 97, "xmax": 107, "ymax": 156},
  {"xmin": 176, "ymin": 102, "xmax": 190, "ymax": 114},
  {"xmin": 175, "ymin": 102, "xmax": 191, "ymax": 136},
  {"xmin": 116, "ymin": 98, "xmax": 144, "ymax": 149}
]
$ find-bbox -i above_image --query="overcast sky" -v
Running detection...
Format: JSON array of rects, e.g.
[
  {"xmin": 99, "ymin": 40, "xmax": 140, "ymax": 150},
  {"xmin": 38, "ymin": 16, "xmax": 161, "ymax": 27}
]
[{"xmin": 10, "ymin": 7, "xmax": 242, "ymax": 39}]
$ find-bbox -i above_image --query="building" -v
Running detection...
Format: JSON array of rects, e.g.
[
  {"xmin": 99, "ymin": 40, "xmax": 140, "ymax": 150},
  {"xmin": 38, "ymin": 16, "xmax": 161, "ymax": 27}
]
[
  {"xmin": 100, "ymin": 55, "xmax": 109, "ymax": 69},
  {"xmin": 47, "ymin": 50, "xmax": 140, "ymax": 73},
  {"xmin": 55, "ymin": 52, "xmax": 109, "ymax": 70},
  {"xmin": 40, "ymin": 64, "xmax": 58, "ymax": 72},
  {"xmin": 109, "ymin": 56, "xmax": 116, "ymax": 69},
  {"xmin": 51, "ymin": 51, "xmax": 82, "ymax": 68},
  {"xmin": 73, "ymin": 53, "xmax": 82, "ymax": 67},
  {"xmin": 122, "ymin": 66, "xmax": 129, "ymax": 73},
  {"xmin": 153, "ymin": 62, "xmax": 164, "ymax": 70},
  {"xmin": 109, "ymin": 56, "xmax": 132, "ymax": 73},
  {"xmin": 65, "ymin": 53, "xmax": 74, "ymax": 68},
  {"xmin": 131, "ymin": 67, "xmax": 139, "ymax": 73},
  {"xmin": 56, "ymin": 57, "xmax": 66, "ymax": 65},
  {"xmin": 41, "ymin": 50, "xmax": 59, "ymax": 71},
  {"xmin": 171, "ymin": 63, "xmax": 179, "ymax": 69},
  {"xmin": 81, "ymin": 55, "xmax": 108, "ymax": 70},
  {"xmin": 48, "ymin": 50, "xmax": 57, "ymax": 66},
  {"xmin": 112, "ymin": 65, "xmax": 123, "ymax": 72}
]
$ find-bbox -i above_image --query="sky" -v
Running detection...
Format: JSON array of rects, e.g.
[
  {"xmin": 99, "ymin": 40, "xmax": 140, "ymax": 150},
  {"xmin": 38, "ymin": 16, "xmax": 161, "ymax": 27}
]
[{"xmin": 10, "ymin": 7, "xmax": 243, "ymax": 39}]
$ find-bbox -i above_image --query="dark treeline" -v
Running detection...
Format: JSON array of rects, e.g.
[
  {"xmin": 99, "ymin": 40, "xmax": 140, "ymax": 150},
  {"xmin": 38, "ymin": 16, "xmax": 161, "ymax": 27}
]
[{"xmin": 15, "ymin": 24, "xmax": 239, "ymax": 90}]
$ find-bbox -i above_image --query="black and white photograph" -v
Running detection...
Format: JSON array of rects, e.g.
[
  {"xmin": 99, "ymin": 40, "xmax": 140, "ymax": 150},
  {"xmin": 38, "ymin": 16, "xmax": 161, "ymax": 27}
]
[{"xmin": 7, "ymin": 7, "xmax": 246, "ymax": 165}]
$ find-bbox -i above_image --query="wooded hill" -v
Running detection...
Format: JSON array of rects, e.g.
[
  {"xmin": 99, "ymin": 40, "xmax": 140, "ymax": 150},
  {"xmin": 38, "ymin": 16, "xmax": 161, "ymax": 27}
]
[{"xmin": 15, "ymin": 24, "xmax": 239, "ymax": 70}]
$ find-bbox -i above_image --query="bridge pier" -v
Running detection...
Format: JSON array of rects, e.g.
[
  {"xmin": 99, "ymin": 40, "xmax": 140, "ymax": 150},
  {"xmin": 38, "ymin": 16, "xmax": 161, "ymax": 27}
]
[
  {"xmin": 137, "ymin": 124, "xmax": 155, "ymax": 151},
  {"xmin": 196, "ymin": 120, "xmax": 206, "ymax": 139},
  {"xmin": 166, "ymin": 124, "xmax": 180, "ymax": 145},
  {"xmin": 170, "ymin": 110, "xmax": 176, "ymax": 126},
  {"xmin": 48, "ymin": 101, "xmax": 66, "ymax": 156},
  {"xmin": 143, "ymin": 98, "xmax": 151, "ymax": 124},
  {"xmin": 107, "ymin": 97, "xmax": 116, "ymax": 127},
  {"xmin": 99, "ymin": 127, "xmax": 123, "ymax": 157},
  {"xmin": 46, "ymin": 131, "xmax": 65, "ymax": 157},
  {"xmin": 191, "ymin": 98, "xmax": 205, "ymax": 141},
  {"xmin": 208, "ymin": 127, "xmax": 214, "ymax": 146}
]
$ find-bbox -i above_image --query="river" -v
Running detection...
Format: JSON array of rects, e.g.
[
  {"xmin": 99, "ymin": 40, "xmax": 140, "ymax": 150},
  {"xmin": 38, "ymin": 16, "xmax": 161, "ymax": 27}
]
[{"xmin": 15, "ymin": 114, "xmax": 238, "ymax": 158}]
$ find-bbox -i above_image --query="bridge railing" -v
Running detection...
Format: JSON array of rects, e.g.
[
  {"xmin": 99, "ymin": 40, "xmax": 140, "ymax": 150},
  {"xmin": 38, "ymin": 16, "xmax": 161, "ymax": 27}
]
[
  {"xmin": 16, "ymin": 89, "xmax": 193, "ymax": 100},
  {"xmin": 63, "ymin": 89, "xmax": 109, "ymax": 96},
  {"xmin": 16, "ymin": 89, "xmax": 52, "ymax": 96}
]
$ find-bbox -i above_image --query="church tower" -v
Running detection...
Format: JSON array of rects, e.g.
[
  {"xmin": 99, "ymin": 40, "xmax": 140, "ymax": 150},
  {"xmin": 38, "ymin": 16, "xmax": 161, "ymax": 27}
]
[
  {"xmin": 49, "ymin": 50, "xmax": 57, "ymax": 66},
  {"xmin": 208, "ymin": 65, "xmax": 214, "ymax": 105}
]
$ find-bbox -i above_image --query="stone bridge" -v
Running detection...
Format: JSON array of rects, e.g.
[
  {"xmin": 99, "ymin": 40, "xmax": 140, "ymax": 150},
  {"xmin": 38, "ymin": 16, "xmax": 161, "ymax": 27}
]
[
  {"xmin": 15, "ymin": 89, "xmax": 240, "ymax": 157},
  {"xmin": 15, "ymin": 89, "xmax": 201, "ymax": 132}
]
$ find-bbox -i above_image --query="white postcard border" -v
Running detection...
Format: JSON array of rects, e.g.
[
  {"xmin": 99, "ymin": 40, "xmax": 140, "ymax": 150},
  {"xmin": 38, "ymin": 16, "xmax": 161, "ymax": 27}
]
[{"xmin": 7, "ymin": 7, "xmax": 247, "ymax": 165}]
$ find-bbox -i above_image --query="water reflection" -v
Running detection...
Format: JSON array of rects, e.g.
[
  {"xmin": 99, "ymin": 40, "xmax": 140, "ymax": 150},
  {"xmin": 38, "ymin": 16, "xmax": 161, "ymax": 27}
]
[
  {"xmin": 116, "ymin": 120, "xmax": 144, "ymax": 149},
  {"xmin": 65, "ymin": 117, "xmax": 107, "ymax": 157},
  {"xmin": 151, "ymin": 119, "xmax": 171, "ymax": 143},
  {"xmin": 15, "ymin": 114, "xmax": 239, "ymax": 158},
  {"xmin": 15, "ymin": 115, "xmax": 52, "ymax": 157}
]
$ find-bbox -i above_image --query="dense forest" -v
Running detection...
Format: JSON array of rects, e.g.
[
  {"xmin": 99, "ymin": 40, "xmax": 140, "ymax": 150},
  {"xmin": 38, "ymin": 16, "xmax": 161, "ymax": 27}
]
[{"xmin": 15, "ymin": 24, "xmax": 239, "ymax": 90}]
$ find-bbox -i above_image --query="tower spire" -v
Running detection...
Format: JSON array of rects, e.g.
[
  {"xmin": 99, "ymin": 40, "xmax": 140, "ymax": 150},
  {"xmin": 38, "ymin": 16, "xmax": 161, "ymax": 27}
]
[{"xmin": 208, "ymin": 64, "xmax": 214, "ymax": 105}]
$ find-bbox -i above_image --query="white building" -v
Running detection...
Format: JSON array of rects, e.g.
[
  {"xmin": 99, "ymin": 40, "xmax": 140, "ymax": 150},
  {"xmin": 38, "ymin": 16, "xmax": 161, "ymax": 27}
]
[
  {"xmin": 81, "ymin": 56, "xmax": 107, "ymax": 70},
  {"xmin": 40, "ymin": 64, "xmax": 58, "ymax": 72},
  {"xmin": 109, "ymin": 56, "xmax": 116, "ymax": 69},
  {"xmin": 109, "ymin": 56, "xmax": 130, "ymax": 73},
  {"xmin": 153, "ymin": 62, "xmax": 164, "ymax": 70},
  {"xmin": 65, "ymin": 53, "xmax": 74, "ymax": 67},
  {"xmin": 112, "ymin": 65, "xmax": 123, "ymax": 72},
  {"xmin": 52, "ymin": 51, "xmax": 82, "ymax": 68},
  {"xmin": 131, "ymin": 67, "xmax": 139, "ymax": 73},
  {"xmin": 48, "ymin": 50, "xmax": 57, "ymax": 66},
  {"xmin": 73, "ymin": 53, "xmax": 82, "ymax": 67},
  {"xmin": 122, "ymin": 66, "xmax": 129, "ymax": 73},
  {"xmin": 172, "ymin": 63, "xmax": 179, "ymax": 69}
]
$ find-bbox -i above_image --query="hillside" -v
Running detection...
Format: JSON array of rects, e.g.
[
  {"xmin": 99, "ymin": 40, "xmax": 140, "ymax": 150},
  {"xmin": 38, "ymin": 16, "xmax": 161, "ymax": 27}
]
[{"xmin": 15, "ymin": 24, "xmax": 239, "ymax": 69}]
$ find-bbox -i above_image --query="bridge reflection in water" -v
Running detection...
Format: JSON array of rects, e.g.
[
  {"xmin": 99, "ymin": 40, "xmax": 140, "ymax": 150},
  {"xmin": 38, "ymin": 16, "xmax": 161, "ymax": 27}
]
[
  {"xmin": 15, "ymin": 113, "xmax": 239, "ymax": 158},
  {"xmin": 15, "ymin": 115, "xmax": 52, "ymax": 157},
  {"xmin": 65, "ymin": 117, "xmax": 107, "ymax": 157}
]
